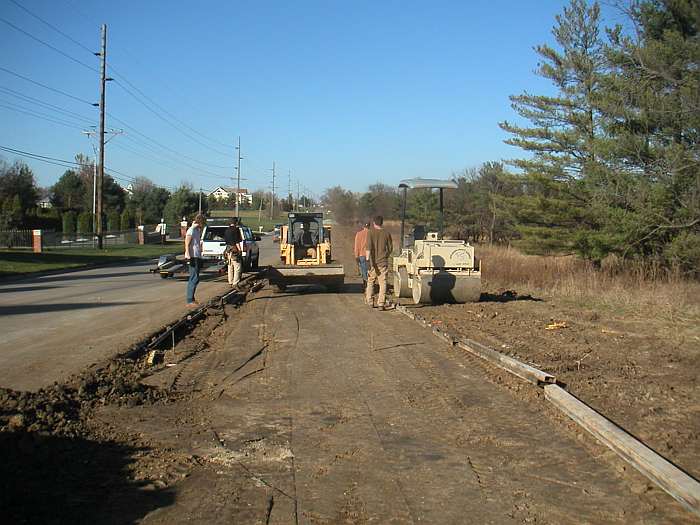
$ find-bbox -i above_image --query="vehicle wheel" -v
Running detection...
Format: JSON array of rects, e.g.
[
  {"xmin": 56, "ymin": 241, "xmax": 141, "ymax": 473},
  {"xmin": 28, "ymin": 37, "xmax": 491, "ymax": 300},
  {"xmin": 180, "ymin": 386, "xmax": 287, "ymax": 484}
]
[
  {"xmin": 159, "ymin": 273, "xmax": 169, "ymax": 279},
  {"xmin": 271, "ymin": 283, "xmax": 287, "ymax": 293},
  {"xmin": 394, "ymin": 267, "xmax": 410, "ymax": 297},
  {"xmin": 252, "ymin": 255, "xmax": 259, "ymax": 269}
]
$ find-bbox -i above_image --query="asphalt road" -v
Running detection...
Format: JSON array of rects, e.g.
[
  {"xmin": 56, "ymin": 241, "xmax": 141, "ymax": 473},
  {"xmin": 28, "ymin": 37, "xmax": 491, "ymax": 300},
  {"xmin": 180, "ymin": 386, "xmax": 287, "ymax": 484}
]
[{"xmin": 0, "ymin": 237, "xmax": 279, "ymax": 392}]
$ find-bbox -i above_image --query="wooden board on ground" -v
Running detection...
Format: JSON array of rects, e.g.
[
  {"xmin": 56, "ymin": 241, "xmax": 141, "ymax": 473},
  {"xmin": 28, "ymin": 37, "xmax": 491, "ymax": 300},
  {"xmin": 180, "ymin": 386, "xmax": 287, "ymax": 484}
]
[
  {"xmin": 544, "ymin": 384, "xmax": 700, "ymax": 518},
  {"xmin": 456, "ymin": 338, "xmax": 556, "ymax": 385}
]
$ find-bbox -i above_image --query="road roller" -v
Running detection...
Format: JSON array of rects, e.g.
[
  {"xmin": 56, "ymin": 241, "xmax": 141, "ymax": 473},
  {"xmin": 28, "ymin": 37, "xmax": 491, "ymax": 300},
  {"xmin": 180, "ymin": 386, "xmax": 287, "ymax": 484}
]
[{"xmin": 392, "ymin": 178, "xmax": 481, "ymax": 304}]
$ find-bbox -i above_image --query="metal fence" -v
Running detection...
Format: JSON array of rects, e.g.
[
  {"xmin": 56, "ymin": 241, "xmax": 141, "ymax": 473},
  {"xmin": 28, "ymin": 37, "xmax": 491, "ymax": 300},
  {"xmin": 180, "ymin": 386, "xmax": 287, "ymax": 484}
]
[
  {"xmin": 1, "ymin": 226, "xmax": 177, "ymax": 250},
  {"xmin": 42, "ymin": 229, "xmax": 139, "ymax": 249},
  {"xmin": 0, "ymin": 229, "xmax": 33, "ymax": 248}
]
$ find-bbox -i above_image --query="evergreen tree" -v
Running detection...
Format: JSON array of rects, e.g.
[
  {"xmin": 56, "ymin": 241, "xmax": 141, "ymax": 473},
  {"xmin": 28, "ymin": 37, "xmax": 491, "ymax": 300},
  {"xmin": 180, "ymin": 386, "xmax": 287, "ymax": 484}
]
[
  {"xmin": 500, "ymin": 0, "xmax": 607, "ymax": 256},
  {"xmin": 598, "ymin": 0, "xmax": 700, "ymax": 270}
]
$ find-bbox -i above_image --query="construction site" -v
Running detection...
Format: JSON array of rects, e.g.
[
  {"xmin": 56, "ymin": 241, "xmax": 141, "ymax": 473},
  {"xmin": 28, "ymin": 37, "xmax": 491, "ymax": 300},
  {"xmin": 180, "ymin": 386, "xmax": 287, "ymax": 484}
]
[
  {"xmin": 1, "ymin": 209, "xmax": 698, "ymax": 524},
  {"xmin": 1, "ymin": 0, "xmax": 698, "ymax": 523}
]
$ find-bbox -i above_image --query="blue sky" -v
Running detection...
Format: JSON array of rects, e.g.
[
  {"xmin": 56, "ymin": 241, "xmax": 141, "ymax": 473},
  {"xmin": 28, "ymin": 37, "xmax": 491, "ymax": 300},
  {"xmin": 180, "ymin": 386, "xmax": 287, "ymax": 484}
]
[{"xmin": 0, "ymin": 0, "xmax": 626, "ymax": 196}]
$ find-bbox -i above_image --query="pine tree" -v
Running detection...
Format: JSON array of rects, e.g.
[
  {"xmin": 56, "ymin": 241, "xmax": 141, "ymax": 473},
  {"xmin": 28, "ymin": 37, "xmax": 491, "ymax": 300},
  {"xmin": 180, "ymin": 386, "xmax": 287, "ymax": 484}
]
[
  {"xmin": 500, "ymin": 0, "xmax": 607, "ymax": 255},
  {"xmin": 599, "ymin": 0, "xmax": 700, "ymax": 270}
]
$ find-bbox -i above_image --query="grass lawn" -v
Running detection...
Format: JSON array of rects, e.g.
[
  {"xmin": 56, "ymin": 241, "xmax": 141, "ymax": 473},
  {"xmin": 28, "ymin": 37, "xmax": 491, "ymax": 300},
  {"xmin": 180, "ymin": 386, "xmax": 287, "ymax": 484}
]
[{"xmin": 0, "ymin": 244, "xmax": 179, "ymax": 277}]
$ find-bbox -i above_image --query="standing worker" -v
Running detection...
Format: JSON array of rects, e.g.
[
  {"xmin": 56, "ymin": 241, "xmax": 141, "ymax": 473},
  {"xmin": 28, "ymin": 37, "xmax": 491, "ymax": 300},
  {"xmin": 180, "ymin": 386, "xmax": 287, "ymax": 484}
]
[
  {"xmin": 155, "ymin": 218, "xmax": 167, "ymax": 244},
  {"xmin": 354, "ymin": 221, "xmax": 369, "ymax": 287},
  {"xmin": 365, "ymin": 215, "xmax": 393, "ymax": 310},
  {"xmin": 184, "ymin": 214, "xmax": 206, "ymax": 307},
  {"xmin": 224, "ymin": 217, "xmax": 243, "ymax": 288}
]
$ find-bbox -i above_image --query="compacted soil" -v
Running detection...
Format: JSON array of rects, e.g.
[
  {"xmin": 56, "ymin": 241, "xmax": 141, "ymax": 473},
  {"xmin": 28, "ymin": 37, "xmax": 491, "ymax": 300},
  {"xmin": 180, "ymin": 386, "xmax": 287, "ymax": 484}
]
[{"xmin": 0, "ymin": 229, "xmax": 697, "ymax": 523}]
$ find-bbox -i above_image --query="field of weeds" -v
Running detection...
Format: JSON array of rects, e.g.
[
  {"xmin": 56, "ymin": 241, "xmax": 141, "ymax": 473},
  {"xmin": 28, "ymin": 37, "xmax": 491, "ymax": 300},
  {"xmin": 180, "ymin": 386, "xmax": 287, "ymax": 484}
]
[{"xmin": 478, "ymin": 245, "xmax": 700, "ymax": 323}]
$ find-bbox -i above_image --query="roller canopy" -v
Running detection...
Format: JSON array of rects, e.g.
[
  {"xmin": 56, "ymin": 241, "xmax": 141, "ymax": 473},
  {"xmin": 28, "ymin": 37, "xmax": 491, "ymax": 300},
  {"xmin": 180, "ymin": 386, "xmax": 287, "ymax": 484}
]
[{"xmin": 398, "ymin": 178, "xmax": 458, "ymax": 190}]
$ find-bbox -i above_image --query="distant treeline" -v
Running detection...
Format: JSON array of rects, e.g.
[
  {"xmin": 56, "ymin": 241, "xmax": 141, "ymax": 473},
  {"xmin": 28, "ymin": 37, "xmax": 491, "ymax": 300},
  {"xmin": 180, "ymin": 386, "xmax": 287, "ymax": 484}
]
[{"xmin": 323, "ymin": 0, "xmax": 699, "ymax": 276}]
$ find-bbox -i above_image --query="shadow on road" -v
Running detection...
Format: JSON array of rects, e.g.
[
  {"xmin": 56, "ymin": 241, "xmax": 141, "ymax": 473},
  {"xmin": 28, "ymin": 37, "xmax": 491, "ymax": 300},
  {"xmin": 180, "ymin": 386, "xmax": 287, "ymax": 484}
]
[
  {"xmin": 0, "ymin": 430, "xmax": 174, "ymax": 524},
  {"xmin": 0, "ymin": 285, "xmax": 63, "ymax": 293},
  {"xmin": 0, "ymin": 301, "xmax": 144, "ymax": 316},
  {"xmin": 480, "ymin": 290, "xmax": 543, "ymax": 302},
  {"xmin": 31, "ymin": 270, "xmax": 150, "ymax": 284}
]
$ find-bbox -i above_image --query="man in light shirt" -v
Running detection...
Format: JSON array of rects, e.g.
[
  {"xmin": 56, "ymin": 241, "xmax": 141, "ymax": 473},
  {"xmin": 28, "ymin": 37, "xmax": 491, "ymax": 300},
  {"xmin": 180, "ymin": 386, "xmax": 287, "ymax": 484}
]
[{"xmin": 184, "ymin": 214, "xmax": 205, "ymax": 307}]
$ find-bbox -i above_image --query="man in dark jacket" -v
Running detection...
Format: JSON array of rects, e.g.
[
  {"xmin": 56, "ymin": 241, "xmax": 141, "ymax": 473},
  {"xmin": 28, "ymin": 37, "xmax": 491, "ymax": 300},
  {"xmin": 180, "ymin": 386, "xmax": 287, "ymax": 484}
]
[
  {"xmin": 365, "ymin": 215, "xmax": 393, "ymax": 310},
  {"xmin": 224, "ymin": 217, "xmax": 243, "ymax": 287}
]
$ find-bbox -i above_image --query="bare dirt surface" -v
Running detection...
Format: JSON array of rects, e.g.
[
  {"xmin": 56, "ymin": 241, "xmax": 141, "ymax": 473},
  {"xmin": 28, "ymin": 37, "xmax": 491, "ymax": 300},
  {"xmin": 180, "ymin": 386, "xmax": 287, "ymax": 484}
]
[
  {"xmin": 401, "ymin": 282, "xmax": 700, "ymax": 485},
  {"xmin": 339, "ymin": 224, "xmax": 699, "ymax": 482},
  {"xmin": 0, "ymin": 231, "xmax": 697, "ymax": 523},
  {"xmin": 1, "ymin": 285, "xmax": 696, "ymax": 522}
]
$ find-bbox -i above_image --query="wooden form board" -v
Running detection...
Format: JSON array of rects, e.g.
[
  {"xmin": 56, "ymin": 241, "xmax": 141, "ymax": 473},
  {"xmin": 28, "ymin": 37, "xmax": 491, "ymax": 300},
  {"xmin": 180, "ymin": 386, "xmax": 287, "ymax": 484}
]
[
  {"xmin": 456, "ymin": 339, "xmax": 556, "ymax": 385},
  {"xmin": 394, "ymin": 303, "xmax": 555, "ymax": 385},
  {"xmin": 545, "ymin": 384, "xmax": 700, "ymax": 517}
]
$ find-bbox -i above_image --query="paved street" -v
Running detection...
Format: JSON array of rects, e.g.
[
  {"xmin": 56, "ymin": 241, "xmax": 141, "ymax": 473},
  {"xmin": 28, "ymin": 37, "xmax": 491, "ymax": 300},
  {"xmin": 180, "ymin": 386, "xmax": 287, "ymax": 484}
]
[{"xmin": 0, "ymin": 237, "xmax": 278, "ymax": 391}]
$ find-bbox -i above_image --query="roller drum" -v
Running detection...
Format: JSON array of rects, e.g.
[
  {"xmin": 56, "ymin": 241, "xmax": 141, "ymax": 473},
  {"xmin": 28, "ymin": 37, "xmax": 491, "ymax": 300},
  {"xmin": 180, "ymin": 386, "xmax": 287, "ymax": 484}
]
[
  {"xmin": 394, "ymin": 267, "xmax": 411, "ymax": 298},
  {"xmin": 412, "ymin": 272, "xmax": 481, "ymax": 304}
]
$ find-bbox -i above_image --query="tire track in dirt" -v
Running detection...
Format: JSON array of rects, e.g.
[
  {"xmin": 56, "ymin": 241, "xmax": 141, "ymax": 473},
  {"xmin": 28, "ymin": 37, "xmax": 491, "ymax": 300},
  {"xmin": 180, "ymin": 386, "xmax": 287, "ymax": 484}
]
[{"xmin": 339, "ymin": 292, "xmax": 679, "ymax": 524}]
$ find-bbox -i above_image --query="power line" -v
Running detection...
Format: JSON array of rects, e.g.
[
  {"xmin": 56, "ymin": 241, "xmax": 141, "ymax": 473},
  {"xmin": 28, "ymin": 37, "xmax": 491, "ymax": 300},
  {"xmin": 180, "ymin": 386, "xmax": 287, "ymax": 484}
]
[
  {"xmin": 0, "ymin": 85, "xmax": 95, "ymax": 123},
  {"xmin": 0, "ymin": 100, "xmax": 86, "ymax": 129},
  {"xmin": 0, "ymin": 145, "xmax": 78, "ymax": 169},
  {"xmin": 0, "ymin": 15, "xmax": 98, "ymax": 74},
  {"xmin": 109, "ymin": 74, "xmax": 234, "ymax": 159},
  {"xmin": 108, "ymin": 64, "xmax": 235, "ymax": 153},
  {"xmin": 106, "ymin": 112, "xmax": 234, "ymax": 176},
  {"xmin": 0, "ymin": 144, "xmax": 179, "ymax": 193},
  {"xmin": 0, "ymin": 65, "xmax": 94, "ymax": 105},
  {"xmin": 7, "ymin": 0, "xmax": 95, "ymax": 56}
]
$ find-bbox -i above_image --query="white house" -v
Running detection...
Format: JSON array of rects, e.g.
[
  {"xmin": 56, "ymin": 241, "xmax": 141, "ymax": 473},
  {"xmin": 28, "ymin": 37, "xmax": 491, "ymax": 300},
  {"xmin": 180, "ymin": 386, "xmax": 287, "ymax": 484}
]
[{"xmin": 209, "ymin": 186, "xmax": 253, "ymax": 205}]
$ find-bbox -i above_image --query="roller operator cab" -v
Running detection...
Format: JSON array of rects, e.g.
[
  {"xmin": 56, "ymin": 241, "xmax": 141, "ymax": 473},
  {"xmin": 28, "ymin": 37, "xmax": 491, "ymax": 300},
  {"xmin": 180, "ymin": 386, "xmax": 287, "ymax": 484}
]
[
  {"xmin": 392, "ymin": 178, "xmax": 481, "ymax": 304},
  {"xmin": 269, "ymin": 212, "xmax": 344, "ymax": 292}
]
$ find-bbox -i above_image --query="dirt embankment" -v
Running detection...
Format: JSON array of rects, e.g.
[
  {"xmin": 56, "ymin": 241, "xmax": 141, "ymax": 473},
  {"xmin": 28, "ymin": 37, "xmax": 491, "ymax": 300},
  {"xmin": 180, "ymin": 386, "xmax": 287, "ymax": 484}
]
[
  {"xmin": 334, "ymin": 224, "xmax": 699, "ymax": 481},
  {"xmin": 0, "ymin": 308, "xmax": 225, "ymax": 524}
]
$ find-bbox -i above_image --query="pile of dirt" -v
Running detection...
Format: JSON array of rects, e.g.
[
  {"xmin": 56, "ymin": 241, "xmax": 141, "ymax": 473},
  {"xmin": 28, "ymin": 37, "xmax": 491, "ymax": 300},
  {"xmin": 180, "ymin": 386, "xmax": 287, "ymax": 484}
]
[{"xmin": 0, "ymin": 303, "xmax": 234, "ymax": 524}]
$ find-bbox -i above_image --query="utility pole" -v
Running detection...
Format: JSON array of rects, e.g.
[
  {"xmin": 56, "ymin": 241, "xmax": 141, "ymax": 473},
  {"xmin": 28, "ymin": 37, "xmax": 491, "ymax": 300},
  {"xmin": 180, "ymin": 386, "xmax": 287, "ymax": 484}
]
[
  {"xmin": 234, "ymin": 136, "xmax": 242, "ymax": 217},
  {"xmin": 287, "ymin": 169, "xmax": 292, "ymax": 210},
  {"xmin": 83, "ymin": 127, "xmax": 121, "ymax": 234},
  {"xmin": 270, "ymin": 161, "xmax": 276, "ymax": 220},
  {"xmin": 296, "ymin": 180, "xmax": 300, "ymax": 211},
  {"xmin": 95, "ymin": 24, "xmax": 107, "ymax": 249},
  {"xmin": 198, "ymin": 187, "xmax": 202, "ymax": 213}
]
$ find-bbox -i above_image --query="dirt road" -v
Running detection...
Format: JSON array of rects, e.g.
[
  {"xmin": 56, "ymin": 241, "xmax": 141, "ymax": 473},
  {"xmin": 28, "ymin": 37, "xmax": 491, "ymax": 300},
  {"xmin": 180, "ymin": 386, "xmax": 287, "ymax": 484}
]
[
  {"xmin": 1, "ymin": 234, "xmax": 695, "ymax": 523},
  {"xmin": 3, "ymin": 280, "xmax": 692, "ymax": 523}
]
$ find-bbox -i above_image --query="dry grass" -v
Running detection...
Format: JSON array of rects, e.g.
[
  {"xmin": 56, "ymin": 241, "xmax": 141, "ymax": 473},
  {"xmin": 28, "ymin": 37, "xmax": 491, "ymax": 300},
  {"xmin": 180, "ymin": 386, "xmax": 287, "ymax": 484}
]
[{"xmin": 478, "ymin": 245, "xmax": 700, "ymax": 321}]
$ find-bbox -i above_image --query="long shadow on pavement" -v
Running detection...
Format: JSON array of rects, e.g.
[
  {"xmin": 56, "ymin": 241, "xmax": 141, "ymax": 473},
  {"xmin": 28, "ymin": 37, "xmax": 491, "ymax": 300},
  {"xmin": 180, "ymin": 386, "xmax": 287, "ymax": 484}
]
[
  {"xmin": 0, "ymin": 430, "xmax": 174, "ymax": 524},
  {"xmin": 0, "ymin": 302, "xmax": 144, "ymax": 316},
  {"xmin": 0, "ymin": 285, "xmax": 63, "ymax": 293}
]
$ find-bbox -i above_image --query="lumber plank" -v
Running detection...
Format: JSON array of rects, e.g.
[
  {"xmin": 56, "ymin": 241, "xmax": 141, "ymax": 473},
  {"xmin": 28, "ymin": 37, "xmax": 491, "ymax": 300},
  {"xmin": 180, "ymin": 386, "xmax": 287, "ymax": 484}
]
[
  {"xmin": 456, "ymin": 339, "xmax": 555, "ymax": 385},
  {"xmin": 544, "ymin": 384, "xmax": 700, "ymax": 517}
]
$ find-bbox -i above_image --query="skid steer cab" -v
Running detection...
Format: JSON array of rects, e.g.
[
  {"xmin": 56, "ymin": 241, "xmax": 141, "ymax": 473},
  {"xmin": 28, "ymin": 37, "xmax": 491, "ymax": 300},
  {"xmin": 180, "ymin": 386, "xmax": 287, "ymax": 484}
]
[
  {"xmin": 268, "ymin": 212, "xmax": 344, "ymax": 292},
  {"xmin": 392, "ymin": 178, "xmax": 481, "ymax": 304}
]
